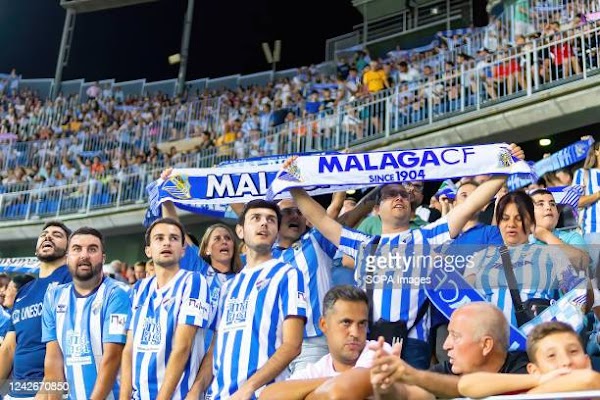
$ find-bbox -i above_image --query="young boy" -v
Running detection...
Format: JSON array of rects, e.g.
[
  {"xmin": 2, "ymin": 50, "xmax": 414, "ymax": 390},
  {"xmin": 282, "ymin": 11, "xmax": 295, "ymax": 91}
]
[{"xmin": 457, "ymin": 321, "xmax": 600, "ymax": 398}]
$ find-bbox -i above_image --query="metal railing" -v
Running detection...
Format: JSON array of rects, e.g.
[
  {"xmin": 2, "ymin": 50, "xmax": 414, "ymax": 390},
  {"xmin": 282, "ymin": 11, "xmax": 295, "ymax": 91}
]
[{"xmin": 0, "ymin": 25, "xmax": 599, "ymax": 222}]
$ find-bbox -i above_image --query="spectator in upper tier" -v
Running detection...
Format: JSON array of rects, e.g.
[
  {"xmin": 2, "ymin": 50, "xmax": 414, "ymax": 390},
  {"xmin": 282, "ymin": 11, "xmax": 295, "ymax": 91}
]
[{"xmin": 362, "ymin": 61, "xmax": 390, "ymax": 93}]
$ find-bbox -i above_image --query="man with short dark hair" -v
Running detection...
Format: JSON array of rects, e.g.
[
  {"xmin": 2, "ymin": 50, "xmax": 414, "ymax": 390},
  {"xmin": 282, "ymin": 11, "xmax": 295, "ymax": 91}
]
[
  {"xmin": 260, "ymin": 285, "xmax": 433, "ymax": 400},
  {"xmin": 204, "ymin": 200, "xmax": 307, "ymax": 400},
  {"xmin": 0, "ymin": 221, "xmax": 72, "ymax": 400},
  {"xmin": 120, "ymin": 217, "xmax": 212, "ymax": 400},
  {"xmin": 41, "ymin": 227, "xmax": 130, "ymax": 399}
]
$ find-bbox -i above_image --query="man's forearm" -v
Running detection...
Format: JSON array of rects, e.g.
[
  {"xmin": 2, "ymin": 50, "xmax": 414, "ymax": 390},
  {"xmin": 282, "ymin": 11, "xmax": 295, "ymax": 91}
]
[
  {"xmin": 458, "ymin": 372, "xmax": 538, "ymax": 398},
  {"xmin": 156, "ymin": 343, "xmax": 194, "ymax": 400},
  {"xmin": 448, "ymin": 176, "xmax": 505, "ymax": 237},
  {"xmin": 186, "ymin": 340, "xmax": 214, "ymax": 398},
  {"xmin": 410, "ymin": 370, "xmax": 461, "ymax": 398},
  {"xmin": 89, "ymin": 349, "xmax": 123, "ymax": 400},
  {"xmin": 243, "ymin": 342, "xmax": 301, "ymax": 394},
  {"xmin": 119, "ymin": 339, "xmax": 133, "ymax": 400},
  {"xmin": 260, "ymin": 378, "xmax": 328, "ymax": 400},
  {"xmin": 374, "ymin": 383, "xmax": 409, "ymax": 400},
  {"xmin": 0, "ymin": 333, "xmax": 15, "ymax": 380}
]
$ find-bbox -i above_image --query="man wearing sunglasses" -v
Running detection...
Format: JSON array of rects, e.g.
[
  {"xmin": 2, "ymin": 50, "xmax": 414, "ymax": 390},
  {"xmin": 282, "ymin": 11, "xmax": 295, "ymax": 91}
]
[{"xmin": 288, "ymin": 144, "xmax": 525, "ymax": 370}]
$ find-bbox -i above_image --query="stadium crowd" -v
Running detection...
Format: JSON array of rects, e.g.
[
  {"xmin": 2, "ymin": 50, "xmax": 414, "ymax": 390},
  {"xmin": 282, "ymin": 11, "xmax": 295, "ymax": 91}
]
[
  {"xmin": 0, "ymin": 0, "xmax": 600, "ymax": 208},
  {"xmin": 1, "ymin": 1, "xmax": 600, "ymax": 396},
  {"xmin": 0, "ymin": 141, "xmax": 599, "ymax": 399}
]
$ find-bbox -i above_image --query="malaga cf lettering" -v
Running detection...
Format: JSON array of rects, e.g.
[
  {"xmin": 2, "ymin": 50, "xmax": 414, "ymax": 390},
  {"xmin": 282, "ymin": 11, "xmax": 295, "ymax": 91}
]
[
  {"xmin": 206, "ymin": 172, "xmax": 271, "ymax": 198},
  {"xmin": 318, "ymin": 148, "xmax": 476, "ymax": 173}
]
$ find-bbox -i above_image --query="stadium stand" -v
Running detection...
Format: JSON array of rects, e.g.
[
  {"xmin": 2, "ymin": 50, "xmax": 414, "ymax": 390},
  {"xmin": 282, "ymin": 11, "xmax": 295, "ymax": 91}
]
[{"xmin": 0, "ymin": 0, "xmax": 599, "ymax": 222}]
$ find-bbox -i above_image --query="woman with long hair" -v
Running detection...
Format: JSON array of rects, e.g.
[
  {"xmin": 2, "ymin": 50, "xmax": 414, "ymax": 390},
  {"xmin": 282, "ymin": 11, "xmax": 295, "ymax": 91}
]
[
  {"xmin": 466, "ymin": 191, "xmax": 582, "ymax": 328},
  {"xmin": 574, "ymin": 139, "xmax": 600, "ymax": 271}
]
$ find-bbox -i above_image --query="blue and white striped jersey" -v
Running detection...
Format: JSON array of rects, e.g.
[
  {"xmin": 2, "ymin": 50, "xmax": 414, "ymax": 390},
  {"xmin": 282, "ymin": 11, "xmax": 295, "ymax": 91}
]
[
  {"xmin": 467, "ymin": 243, "xmax": 580, "ymax": 326},
  {"xmin": 338, "ymin": 217, "xmax": 452, "ymax": 341},
  {"xmin": 574, "ymin": 168, "xmax": 600, "ymax": 233},
  {"xmin": 272, "ymin": 228, "xmax": 338, "ymax": 338},
  {"xmin": 179, "ymin": 243, "xmax": 236, "ymax": 350},
  {"xmin": 41, "ymin": 277, "xmax": 130, "ymax": 400},
  {"xmin": 128, "ymin": 269, "xmax": 211, "ymax": 400},
  {"xmin": 208, "ymin": 259, "xmax": 307, "ymax": 400}
]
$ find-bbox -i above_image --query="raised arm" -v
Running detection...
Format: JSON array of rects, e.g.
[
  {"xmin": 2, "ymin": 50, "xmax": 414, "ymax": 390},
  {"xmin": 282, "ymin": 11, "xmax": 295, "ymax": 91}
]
[
  {"xmin": 446, "ymin": 144, "xmax": 524, "ymax": 238},
  {"xmin": 290, "ymin": 188, "xmax": 343, "ymax": 247},
  {"xmin": 327, "ymin": 191, "xmax": 346, "ymax": 220}
]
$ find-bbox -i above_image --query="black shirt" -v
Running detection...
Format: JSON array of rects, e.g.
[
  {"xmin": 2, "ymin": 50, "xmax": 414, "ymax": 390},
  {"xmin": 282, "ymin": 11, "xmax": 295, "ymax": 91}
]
[{"xmin": 430, "ymin": 351, "xmax": 529, "ymax": 375}]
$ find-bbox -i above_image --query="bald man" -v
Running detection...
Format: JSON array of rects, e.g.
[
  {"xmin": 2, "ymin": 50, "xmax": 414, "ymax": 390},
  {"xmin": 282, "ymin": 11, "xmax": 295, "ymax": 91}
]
[{"xmin": 370, "ymin": 302, "xmax": 529, "ymax": 399}]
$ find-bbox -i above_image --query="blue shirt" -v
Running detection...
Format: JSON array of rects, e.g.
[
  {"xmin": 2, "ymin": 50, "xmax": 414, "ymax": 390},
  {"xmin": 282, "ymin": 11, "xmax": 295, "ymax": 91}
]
[
  {"xmin": 41, "ymin": 278, "xmax": 130, "ymax": 400},
  {"xmin": 8, "ymin": 265, "xmax": 72, "ymax": 398}
]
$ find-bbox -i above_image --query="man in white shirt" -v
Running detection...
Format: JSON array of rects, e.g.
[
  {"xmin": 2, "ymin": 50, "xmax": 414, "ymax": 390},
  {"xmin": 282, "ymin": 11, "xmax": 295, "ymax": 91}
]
[{"xmin": 260, "ymin": 286, "xmax": 433, "ymax": 400}]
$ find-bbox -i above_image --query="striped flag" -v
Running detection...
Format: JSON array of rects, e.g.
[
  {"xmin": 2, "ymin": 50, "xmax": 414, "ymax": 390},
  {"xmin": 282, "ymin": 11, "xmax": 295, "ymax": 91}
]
[
  {"xmin": 520, "ymin": 279, "xmax": 587, "ymax": 336},
  {"xmin": 435, "ymin": 179, "xmax": 457, "ymax": 200},
  {"xmin": 547, "ymin": 185, "xmax": 584, "ymax": 217}
]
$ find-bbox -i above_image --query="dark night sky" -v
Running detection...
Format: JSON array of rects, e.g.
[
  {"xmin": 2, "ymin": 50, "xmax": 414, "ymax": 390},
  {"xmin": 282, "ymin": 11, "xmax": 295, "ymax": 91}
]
[{"xmin": 0, "ymin": 0, "xmax": 362, "ymax": 82}]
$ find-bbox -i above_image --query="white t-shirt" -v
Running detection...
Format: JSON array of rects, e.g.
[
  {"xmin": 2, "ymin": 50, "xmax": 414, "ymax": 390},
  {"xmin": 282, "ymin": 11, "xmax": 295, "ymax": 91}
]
[{"xmin": 289, "ymin": 340, "xmax": 392, "ymax": 380}]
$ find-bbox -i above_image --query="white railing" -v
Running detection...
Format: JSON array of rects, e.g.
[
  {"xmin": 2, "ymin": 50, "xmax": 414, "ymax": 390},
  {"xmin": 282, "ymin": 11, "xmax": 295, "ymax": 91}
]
[{"xmin": 0, "ymin": 24, "xmax": 599, "ymax": 221}]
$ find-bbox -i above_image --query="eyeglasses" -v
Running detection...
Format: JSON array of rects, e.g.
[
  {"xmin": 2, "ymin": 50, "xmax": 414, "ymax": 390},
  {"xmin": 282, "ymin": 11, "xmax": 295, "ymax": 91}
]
[
  {"xmin": 380, "ymin": 189, "xmax": 410, "ymax": 201},
  {"xmin": 403, "ymin": 182, "xmax": 424, "ymax": 192},
  {"xmin": 281, "ymin": 207, "xmax": 302, "ymax": 216}
]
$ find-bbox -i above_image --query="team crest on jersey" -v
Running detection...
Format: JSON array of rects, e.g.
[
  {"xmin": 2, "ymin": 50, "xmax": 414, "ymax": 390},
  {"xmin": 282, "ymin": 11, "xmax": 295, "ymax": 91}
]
[
  {"xmin": 161, "ymin": 297, "xmax": 175, "ymax": 308},
  {"xmin": 210, "ymin": 287, "xmax": 220, "ymax": 305},
  {"xmin": 92, "ymin": 298, "xmax": 102, "ymax": 315},
  {"xmin": 255, "ymin": 279, "xmax": 271, "ymax": 291}
]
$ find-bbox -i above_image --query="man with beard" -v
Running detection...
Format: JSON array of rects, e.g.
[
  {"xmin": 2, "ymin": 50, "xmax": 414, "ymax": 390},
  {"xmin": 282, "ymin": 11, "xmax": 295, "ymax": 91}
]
[
  {"xmin": 0, "ymin": 221, "xmax": 72, "ymax": 400},
  {"xmin": 40, "ymin": 227, "xmax": 130, "ymax": 399}
]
